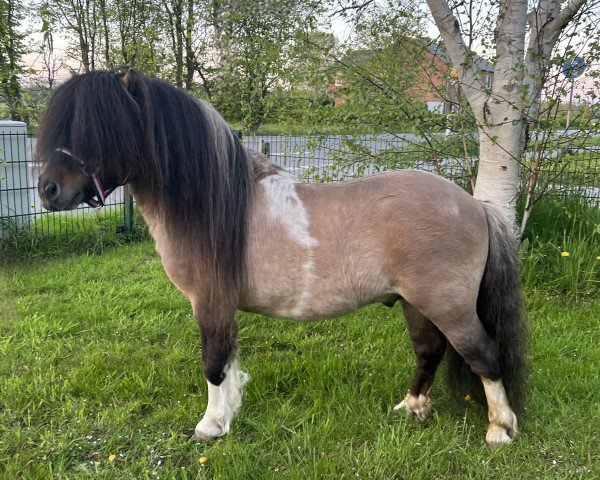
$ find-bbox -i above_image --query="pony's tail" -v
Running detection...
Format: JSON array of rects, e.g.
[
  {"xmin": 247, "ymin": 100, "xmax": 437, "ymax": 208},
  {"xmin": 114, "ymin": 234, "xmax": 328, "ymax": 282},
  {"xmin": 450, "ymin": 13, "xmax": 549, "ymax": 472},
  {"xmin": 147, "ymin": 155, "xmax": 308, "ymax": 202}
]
[{"xmin": 447, "ymin": 202, "xmax": 528, "ymax": 414}]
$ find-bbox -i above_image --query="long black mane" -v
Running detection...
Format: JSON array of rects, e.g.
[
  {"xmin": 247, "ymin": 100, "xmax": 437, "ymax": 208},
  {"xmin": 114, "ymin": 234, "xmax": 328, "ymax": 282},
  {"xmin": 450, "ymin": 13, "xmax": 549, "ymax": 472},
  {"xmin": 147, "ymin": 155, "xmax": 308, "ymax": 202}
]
[{"xmin": 36, "ymin": 69, "xmax": 254, "ymax": 288}]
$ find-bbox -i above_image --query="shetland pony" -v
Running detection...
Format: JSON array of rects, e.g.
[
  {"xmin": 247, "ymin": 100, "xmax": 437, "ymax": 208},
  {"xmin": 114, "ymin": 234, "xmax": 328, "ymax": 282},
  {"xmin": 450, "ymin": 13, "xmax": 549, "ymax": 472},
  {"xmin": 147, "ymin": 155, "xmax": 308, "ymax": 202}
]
[{"xmin": 36, "ymin": 69, "xmax": 526, "ymax": 446}]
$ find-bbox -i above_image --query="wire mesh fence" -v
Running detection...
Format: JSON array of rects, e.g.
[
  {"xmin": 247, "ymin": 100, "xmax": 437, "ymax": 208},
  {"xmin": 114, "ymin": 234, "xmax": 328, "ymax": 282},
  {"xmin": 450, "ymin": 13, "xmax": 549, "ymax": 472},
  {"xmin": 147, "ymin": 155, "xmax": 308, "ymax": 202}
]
[
  {"xmin": 0, "ymin": 133, "xmax": 130, "ymax": 240},
  {"xmin": 1, "ymin": 131, "xmax": 598, "ymax": 246},
  {"xmin": 243, "ymin": 133, "xmax": 600, "ymax": 202}
]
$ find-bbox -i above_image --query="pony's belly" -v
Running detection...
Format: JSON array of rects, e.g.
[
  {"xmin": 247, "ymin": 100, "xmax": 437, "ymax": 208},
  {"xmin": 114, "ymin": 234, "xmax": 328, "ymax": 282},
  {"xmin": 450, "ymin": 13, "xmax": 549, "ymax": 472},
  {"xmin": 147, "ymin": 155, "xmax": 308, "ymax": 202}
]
[
  {"xmin": 239, "ymin": 274, "xmax": 396, "ymax": 322},
  {"xmin": 239, "ymin": 295, "xmax": 360, "ymax": 322}
]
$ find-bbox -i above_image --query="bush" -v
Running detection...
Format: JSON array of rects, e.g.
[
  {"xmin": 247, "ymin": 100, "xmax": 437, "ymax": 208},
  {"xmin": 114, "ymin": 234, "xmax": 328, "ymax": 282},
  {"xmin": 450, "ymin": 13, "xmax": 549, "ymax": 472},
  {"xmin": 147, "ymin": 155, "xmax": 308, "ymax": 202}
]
[{"xmin": 520, "ymin": 195, "xmax": 599, "ymax": 301}]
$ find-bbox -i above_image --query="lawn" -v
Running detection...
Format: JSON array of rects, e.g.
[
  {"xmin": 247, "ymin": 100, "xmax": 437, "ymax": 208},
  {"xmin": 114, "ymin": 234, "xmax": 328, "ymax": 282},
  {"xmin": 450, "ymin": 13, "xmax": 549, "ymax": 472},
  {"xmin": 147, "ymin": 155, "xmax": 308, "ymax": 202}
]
[{"xmin": 1, "ymin": 241, "xmax": 598, "ymax": 479}]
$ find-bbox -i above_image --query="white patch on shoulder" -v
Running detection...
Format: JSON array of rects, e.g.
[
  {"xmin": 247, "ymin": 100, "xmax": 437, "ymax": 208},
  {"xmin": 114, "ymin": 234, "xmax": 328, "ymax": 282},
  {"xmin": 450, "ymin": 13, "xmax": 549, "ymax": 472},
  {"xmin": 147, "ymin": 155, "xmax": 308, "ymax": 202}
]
[
  {"xmin": 260, "ymin": 174, "xmax": 318, "ymax": 318},
  {"xmin": 261, "ymin": 174, "xmax": 318, "ymax": 248}
]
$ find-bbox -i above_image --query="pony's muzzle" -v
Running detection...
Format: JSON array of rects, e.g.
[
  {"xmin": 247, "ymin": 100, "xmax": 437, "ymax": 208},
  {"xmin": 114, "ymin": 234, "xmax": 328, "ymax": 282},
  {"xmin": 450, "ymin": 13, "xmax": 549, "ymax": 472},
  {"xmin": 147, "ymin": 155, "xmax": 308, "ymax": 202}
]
[
  {"xmin": 43, "ymin": 181, "xmax": 60, "ymax": 202},
  {"xmin": 38, "ymin": 177, "xmax": 67, "ymax": 211}
]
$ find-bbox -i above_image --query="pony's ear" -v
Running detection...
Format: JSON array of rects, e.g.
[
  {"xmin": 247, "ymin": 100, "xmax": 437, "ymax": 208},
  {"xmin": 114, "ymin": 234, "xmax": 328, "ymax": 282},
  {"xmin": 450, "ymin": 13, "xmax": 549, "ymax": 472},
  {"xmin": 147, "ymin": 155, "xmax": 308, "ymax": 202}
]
[{"xmin": 120, "ymin": 68, "xmax": 139, "ymax": 94}]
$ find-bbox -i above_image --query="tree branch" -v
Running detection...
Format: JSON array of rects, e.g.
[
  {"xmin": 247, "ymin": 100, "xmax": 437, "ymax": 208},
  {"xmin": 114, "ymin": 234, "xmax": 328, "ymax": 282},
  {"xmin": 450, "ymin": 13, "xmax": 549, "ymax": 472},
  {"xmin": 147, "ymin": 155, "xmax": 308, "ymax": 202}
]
[
  {"xmin": 424, "ymin": 0, "xmax": 487, "ymax": 118},
  {"xmin": 330, "ymin": 0, "xmax": 376, "ymax": 17},
  {"xmin": 547, "ymin": 0, "xmax": 587, "ymax": 36}
]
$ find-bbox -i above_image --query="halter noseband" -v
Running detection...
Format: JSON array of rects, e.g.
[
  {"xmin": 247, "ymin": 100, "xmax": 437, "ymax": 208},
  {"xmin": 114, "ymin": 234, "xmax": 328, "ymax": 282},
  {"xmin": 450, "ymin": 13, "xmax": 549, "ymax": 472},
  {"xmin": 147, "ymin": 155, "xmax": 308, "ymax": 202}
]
[{"xmin": 55, "ymin": 147, "xmax": 128, "ymax": 207}]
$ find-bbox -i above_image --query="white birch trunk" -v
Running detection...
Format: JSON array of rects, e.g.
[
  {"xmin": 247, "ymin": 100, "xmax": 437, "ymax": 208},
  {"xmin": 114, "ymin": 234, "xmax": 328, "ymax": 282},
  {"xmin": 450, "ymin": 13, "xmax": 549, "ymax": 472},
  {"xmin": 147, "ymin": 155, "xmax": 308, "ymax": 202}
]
[
  {"xmin": 425, "ymin": 0, "xmax": 587, "ymax": 227},
  {"xmin": 471, "ymin": 0, "xmax": 528, "ymax": 225}
]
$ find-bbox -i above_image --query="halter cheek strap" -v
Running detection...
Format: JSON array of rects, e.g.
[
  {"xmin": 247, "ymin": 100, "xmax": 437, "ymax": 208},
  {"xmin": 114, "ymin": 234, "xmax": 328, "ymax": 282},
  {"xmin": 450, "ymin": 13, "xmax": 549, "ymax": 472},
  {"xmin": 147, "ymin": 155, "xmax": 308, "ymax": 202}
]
[{"xmin": 55, "ymin": 147, "xmax": 128, "ymax": 207}]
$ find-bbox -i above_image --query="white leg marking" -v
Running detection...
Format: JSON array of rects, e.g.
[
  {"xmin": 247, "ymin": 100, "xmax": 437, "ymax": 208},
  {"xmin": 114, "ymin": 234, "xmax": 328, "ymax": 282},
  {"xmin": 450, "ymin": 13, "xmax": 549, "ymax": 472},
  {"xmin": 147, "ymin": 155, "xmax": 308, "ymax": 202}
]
[
  {"xmin": 482, "ymin": 378, "xmax": 518, "ymax": 447},
  {"xmin": 394, "ymin": 391, "xmax": 433, "ymax": 422},
  {"xmin": 261, "ymin": 174, "xmax": 319, "ymax": 318},
  {"xmin": 194, "ymin": 359, "xmax": 250, "ymax": 440}
]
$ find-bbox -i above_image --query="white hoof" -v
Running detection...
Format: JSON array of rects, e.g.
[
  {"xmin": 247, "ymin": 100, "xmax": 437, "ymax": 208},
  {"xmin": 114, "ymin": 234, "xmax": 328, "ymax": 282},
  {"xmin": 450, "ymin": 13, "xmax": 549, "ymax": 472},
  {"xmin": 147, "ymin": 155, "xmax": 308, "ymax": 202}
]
[
  {"xmin": 482, "ymin": 378, "xmax": 518, "ymax": 447},
  {"xmin": 192, "ymin": 361, "xmax": 248, "ymax": 441},
  {"xmin": 193, "ymin": 416, "xmax": 227, "ymax": 441},
  {"xmin": 394, "ymin": 392, "xmax": 432, "ymax": 422},
  {"xmin": 486, "ymin": 423, "xmax": 513, "ymax": 448}
]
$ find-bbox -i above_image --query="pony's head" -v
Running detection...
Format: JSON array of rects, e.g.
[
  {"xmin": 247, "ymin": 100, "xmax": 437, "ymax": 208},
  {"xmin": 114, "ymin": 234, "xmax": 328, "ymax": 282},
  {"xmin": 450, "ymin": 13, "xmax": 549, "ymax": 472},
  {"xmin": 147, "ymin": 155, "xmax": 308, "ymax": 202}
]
[
  {"xmin": 36, "ymin": 68, "xmax": 254, "ymax": 289},
  {"xmin": 38, "ymin": 147, "xmax": 99, "ymax": 211},
  {"xmin": 36, "ymin": 69, "xmax": 146, "ymax": 210}
]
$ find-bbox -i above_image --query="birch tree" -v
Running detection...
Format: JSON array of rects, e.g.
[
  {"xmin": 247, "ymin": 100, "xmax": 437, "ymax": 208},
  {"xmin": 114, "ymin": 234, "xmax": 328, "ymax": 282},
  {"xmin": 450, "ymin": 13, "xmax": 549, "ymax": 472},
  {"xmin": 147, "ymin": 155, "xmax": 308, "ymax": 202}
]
[{"xmin": 425, "ymin": 0, "xmax": 589, "ymax": 225}]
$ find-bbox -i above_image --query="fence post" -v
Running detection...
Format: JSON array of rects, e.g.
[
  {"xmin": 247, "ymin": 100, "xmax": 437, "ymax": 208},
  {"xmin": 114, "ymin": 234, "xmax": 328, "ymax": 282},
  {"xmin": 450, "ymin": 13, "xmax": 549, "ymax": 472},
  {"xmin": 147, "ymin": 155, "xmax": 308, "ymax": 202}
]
[
  {"xmin": 262, "ymin": 141, "xmax": 270, "ymax": 157},
  {"xmin": 123, "ymin": 185, "xmax": 134, "ymax": 235},
  {"xmin": 0, "ymin": 121, "xmax": 29, "ymax": 237}
]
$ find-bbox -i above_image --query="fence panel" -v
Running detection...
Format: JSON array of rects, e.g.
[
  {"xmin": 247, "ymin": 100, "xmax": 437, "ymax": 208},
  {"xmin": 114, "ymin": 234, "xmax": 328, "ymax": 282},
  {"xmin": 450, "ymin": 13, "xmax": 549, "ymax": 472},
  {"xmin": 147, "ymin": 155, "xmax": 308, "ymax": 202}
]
[
  {"xmin": 0, "ymin": 132, "xmax": 128, "ymax": 240},
  {"xmin": 1, "ymin": 131, "xmax": 598, "ymax": 246}
]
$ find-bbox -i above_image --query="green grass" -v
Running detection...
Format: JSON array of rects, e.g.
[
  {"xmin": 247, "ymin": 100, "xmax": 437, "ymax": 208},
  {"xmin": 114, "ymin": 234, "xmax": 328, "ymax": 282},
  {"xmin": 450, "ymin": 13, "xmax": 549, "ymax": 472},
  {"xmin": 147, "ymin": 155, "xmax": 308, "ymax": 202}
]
[
  {"xmin": 1, "ymin": 242, "xmax": 599, "ymax": 479},
  {"xmin": 520, "ymin": 196, "xmax": 599, "ymax": 301},
  {"xmin": 0, "ymin": 207, "xmax": 148, "ymax": 263}
]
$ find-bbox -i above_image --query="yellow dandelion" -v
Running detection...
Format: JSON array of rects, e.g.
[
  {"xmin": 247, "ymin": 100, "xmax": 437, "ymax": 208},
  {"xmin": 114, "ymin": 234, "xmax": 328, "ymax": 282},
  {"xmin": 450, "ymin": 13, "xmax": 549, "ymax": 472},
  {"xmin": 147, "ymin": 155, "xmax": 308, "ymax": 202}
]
[
  {"xmin": 450, "ymin": 69, "xmax": 458, "ymax": 79},
  {"xmin": 596, "ymin": 256, "xmax": 600, "ymax": 261},
  {"xmin": 464, "ymin": 394, "xmax": 472, "ymax": 402},
  {"xmin": 199, "ymin": 456, "xmax": 208, "ymax": 464},
  {"xmin": 561, "ymin": 251, "xmax": 570, "ymax": 257},
  {"xmin": 108, "ymin": 454, "xmax": 116, "ymax": 462}
]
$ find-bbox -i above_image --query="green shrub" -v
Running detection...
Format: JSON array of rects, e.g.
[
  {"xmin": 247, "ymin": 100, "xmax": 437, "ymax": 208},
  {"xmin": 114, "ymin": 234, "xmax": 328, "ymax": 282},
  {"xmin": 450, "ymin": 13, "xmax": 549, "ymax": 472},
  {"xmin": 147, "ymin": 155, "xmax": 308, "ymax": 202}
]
[{"xmin": 520, "ymin": 195, "xmax": 599, "ymax": 301}]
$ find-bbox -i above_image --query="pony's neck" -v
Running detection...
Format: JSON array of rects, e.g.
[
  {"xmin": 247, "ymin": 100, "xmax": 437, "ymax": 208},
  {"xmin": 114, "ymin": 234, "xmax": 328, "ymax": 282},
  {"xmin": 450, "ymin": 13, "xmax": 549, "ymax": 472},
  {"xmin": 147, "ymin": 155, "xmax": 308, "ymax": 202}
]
[
  {"xmin": 248, "ymin": 149, "xmax": 281, "ymax": 181},
  {"xmin": 130, "ymin": 147, "xmax": 278, "ymax": 235}
]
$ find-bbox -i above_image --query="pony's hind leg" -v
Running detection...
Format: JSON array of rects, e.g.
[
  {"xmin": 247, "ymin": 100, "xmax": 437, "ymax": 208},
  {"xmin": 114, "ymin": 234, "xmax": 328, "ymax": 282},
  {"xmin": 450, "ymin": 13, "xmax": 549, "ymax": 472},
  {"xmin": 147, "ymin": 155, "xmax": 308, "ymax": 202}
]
[
  {"xmin": 431, "ymin": 308, "xmax": 518, "ymax": 446},
  {"xmin": 394, "ymin": 300, "xmax": 447, "ymax": 421},
  {"xmin": 192, "ymin": 304, "xmax": 249, "ymax": 440}
]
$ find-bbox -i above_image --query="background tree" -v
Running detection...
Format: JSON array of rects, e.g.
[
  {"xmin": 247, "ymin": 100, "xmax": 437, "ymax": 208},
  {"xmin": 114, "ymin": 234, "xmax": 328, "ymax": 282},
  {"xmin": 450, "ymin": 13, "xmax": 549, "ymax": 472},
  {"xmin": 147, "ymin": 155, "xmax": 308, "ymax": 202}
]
[
  {"xmin": 307, "ymin": 1, "xmax": 481, "ymax": 185},
  {"xmin": 110, "ymin": 0, "xmax": 165, "ymax": 76},
  {"xmin": 329, "ymin": 2, "xmax": 435, "ymax": 133},
  {"xmin": 425, "ymin": 0, "xmax": 591, "ymax": 225},
  {"xmin": 45, "ymin": 0, "xmax": 102, "ymax": 72},
  {"xmin": 0, "ymin": 0, "xmax": 26, "ymax": 121},
  {"xmin": 38, "ymin": 2, "xmax": 65, "ymax": 91},
  {"xmin": 211, "ymin": 0, "xmax": 325, "ymax": 131}
]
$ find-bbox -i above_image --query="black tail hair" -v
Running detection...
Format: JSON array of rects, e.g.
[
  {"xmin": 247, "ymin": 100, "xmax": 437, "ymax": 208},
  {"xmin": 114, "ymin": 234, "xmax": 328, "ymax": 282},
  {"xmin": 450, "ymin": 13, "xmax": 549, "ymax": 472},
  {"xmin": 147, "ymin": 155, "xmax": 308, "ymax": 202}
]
[{"xmin": 447, "ymin": 202, "xmax": 528, "ymax": 414}]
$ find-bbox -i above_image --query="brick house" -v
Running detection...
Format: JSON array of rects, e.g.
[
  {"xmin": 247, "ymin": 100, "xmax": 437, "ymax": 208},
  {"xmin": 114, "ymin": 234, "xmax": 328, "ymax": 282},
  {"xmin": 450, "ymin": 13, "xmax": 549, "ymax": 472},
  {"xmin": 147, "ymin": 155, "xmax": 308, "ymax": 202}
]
[{"xmin": 328, "ymin": 41, "xmax": 494, "ymax": 113}]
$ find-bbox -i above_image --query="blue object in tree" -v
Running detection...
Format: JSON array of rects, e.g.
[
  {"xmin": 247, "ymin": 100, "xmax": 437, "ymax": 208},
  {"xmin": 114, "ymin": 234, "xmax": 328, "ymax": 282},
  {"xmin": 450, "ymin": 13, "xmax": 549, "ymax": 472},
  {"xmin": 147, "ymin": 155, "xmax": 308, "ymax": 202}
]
[{"xmin": 562, "ymin": 57, "xmax": 586, "ymax": 78}]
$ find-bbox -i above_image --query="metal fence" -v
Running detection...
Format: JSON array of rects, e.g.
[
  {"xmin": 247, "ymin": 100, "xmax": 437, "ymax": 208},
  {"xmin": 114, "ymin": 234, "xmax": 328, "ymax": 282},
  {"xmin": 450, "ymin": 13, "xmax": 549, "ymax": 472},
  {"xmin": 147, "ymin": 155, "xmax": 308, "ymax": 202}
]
[
  {"xmin": 0, "ymin": 133, "xmax": 131, "ymax": 239},
  {"xmin": 243, "ymin": 133, "xmax": 600, "ymax": 201},
  {"xmin": 1, "ymin": 132, "xmax": 598, "ymax": 242}
]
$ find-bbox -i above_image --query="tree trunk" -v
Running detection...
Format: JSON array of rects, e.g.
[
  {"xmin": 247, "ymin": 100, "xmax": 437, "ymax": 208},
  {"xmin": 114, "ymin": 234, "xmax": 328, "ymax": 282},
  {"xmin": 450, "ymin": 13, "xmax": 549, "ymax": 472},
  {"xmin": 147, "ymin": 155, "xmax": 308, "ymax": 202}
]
[
  {"xmin": 185, "ymin": 0, "xmax": 195, "ymax": 89},
  {"xmin": 475, "ymin": 125, "xmax": 523, "ymax": 225},
  {"xmin": 470, "ymin": 0, "xmax": 528, "ymax": 225},
  {"xmin": 425, "ymin": 0, "xmax": 585, "ymax": 226},
  {"xmin": 174, "ymin": 0, "xmax": 184, "ymax": 87},
  {"xmin": 99, "ymin": 0, "xmax": 111, "ymax": 67}
]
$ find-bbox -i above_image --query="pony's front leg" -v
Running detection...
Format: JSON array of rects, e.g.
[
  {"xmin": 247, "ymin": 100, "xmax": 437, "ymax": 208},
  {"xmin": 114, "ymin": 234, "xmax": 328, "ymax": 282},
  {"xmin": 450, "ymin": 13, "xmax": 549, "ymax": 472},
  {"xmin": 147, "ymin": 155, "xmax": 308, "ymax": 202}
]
[{"xmin": 192, "ymin": 307, "xmax": 249, "ymax": 440}]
